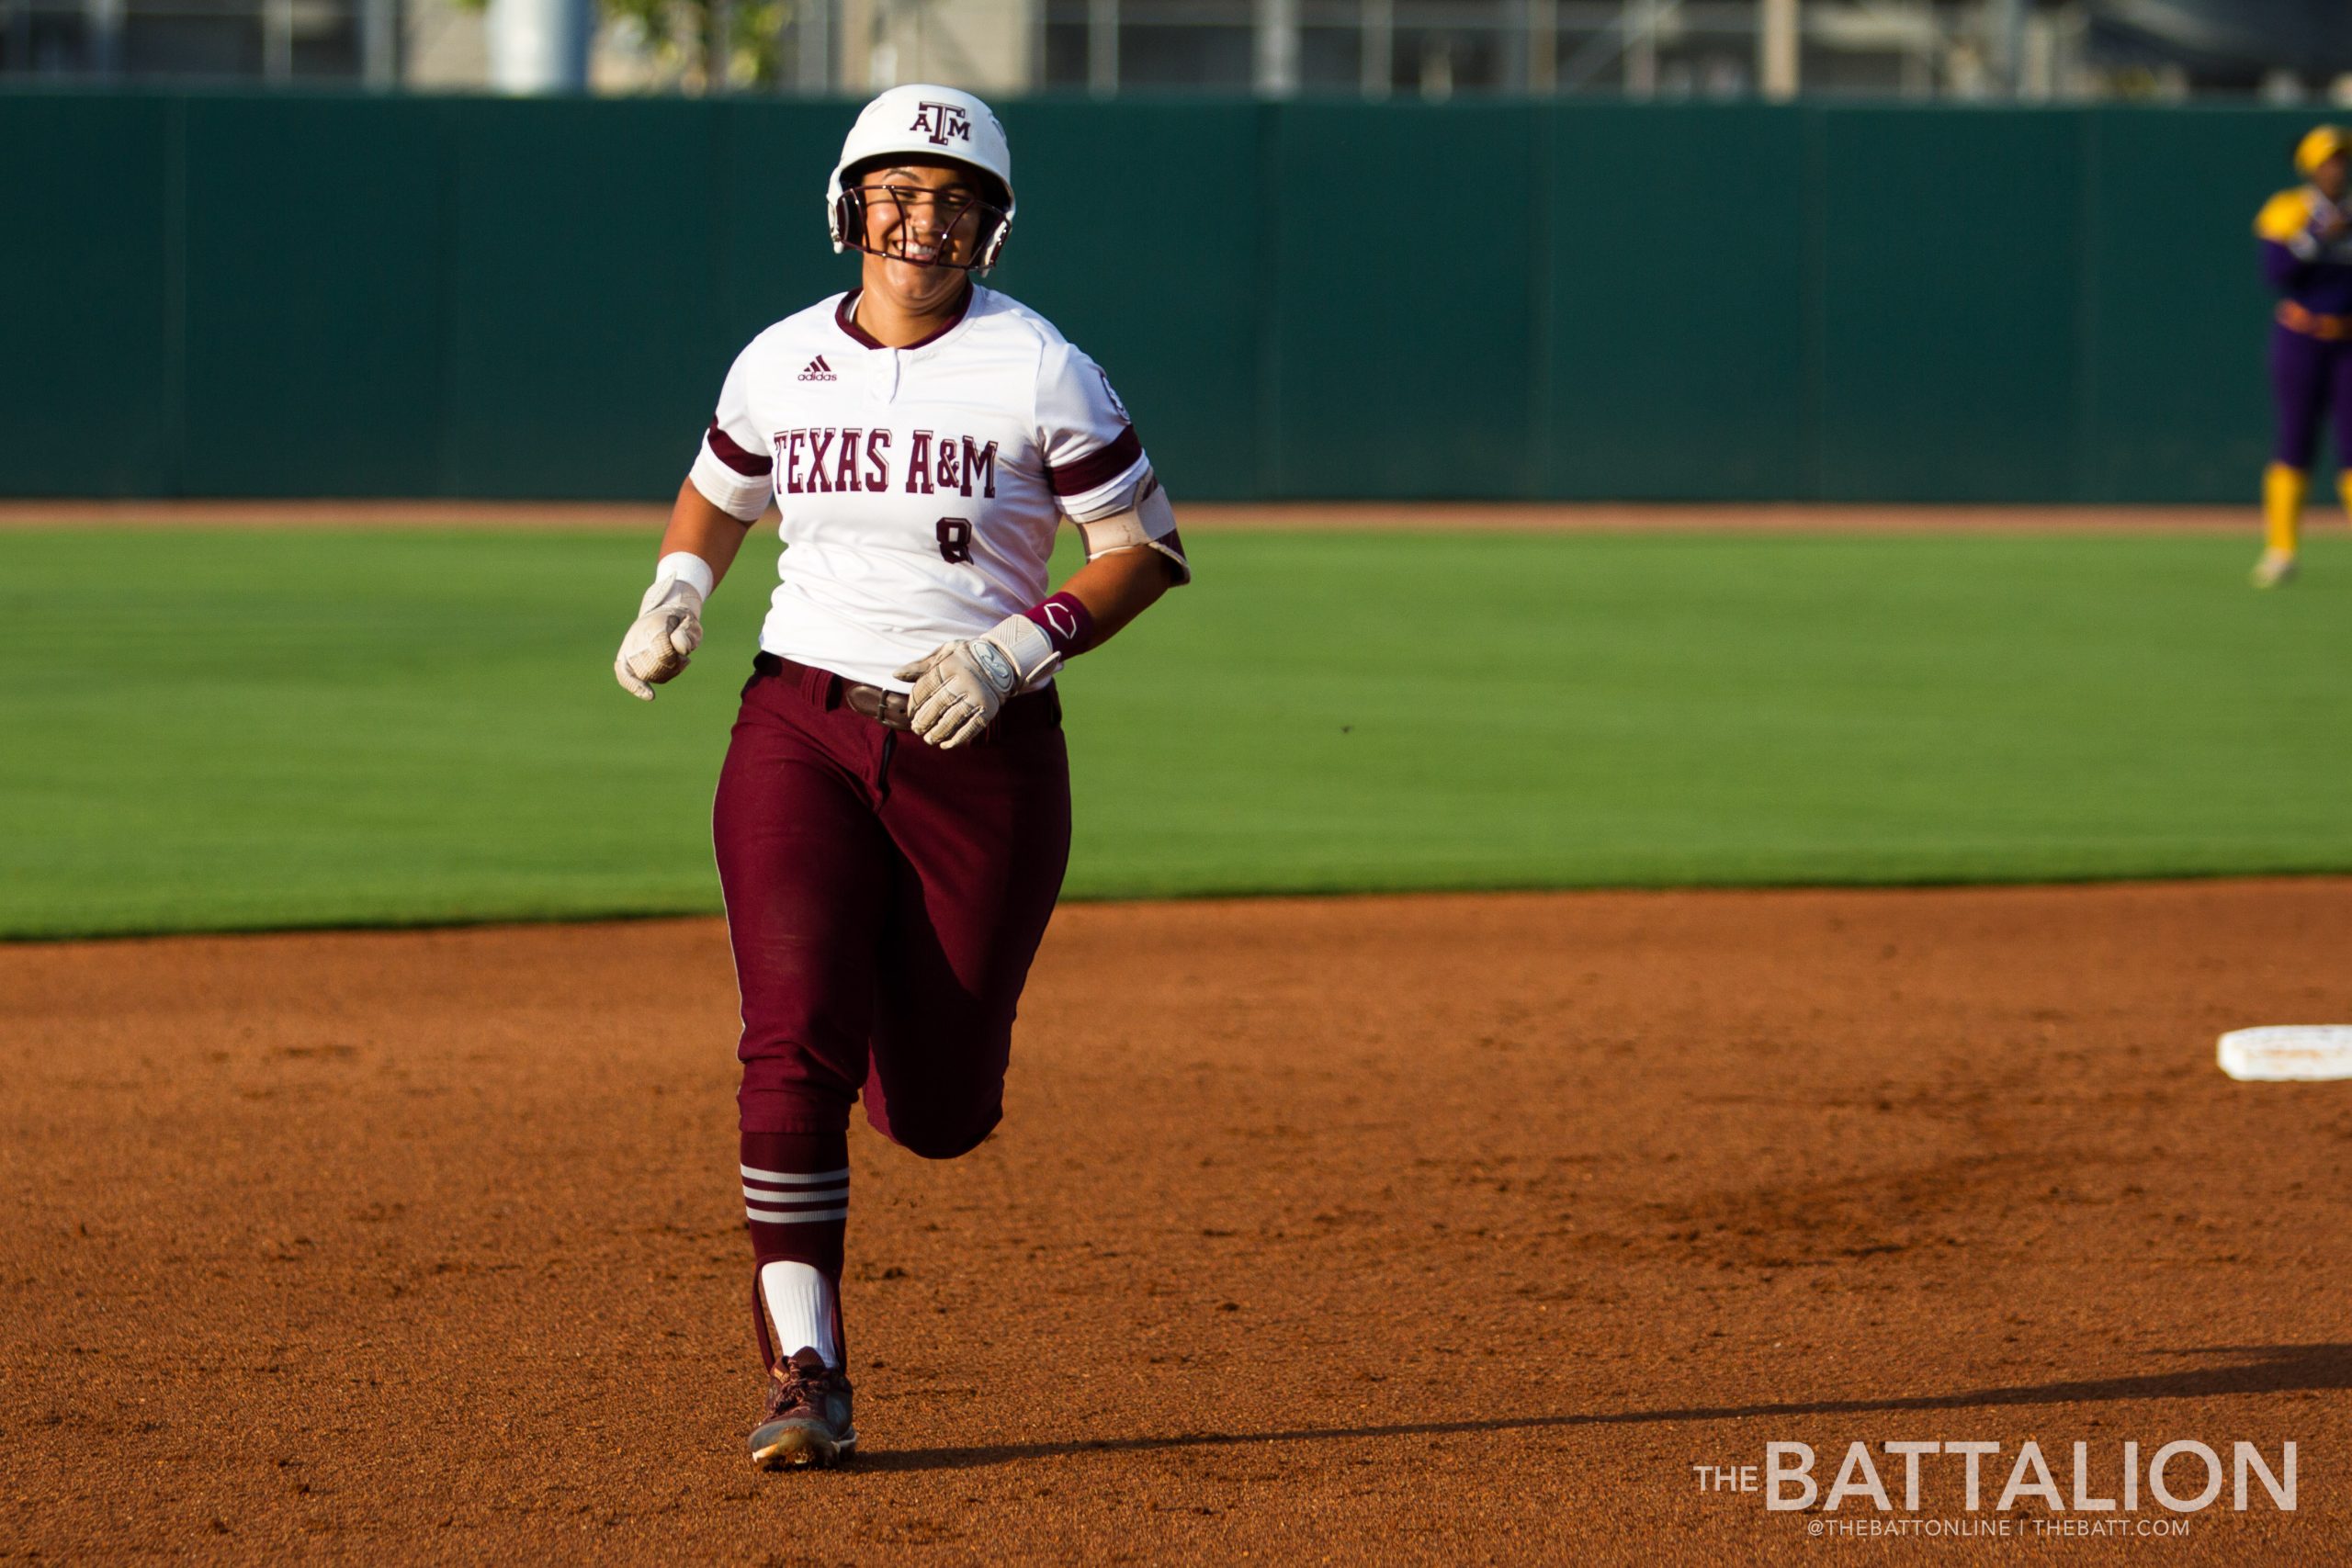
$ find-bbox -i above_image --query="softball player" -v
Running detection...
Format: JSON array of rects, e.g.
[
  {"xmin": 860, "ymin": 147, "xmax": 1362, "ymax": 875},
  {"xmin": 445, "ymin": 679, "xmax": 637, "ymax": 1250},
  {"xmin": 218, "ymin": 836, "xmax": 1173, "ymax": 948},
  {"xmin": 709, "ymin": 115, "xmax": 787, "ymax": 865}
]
[
  {"xmin": 613, "ymin": 85, "xmax": 1189, "ymax": 1468},
  {"xmin": 2253, "ymin": 124, "xmax": 2352, "ymax": 587}
]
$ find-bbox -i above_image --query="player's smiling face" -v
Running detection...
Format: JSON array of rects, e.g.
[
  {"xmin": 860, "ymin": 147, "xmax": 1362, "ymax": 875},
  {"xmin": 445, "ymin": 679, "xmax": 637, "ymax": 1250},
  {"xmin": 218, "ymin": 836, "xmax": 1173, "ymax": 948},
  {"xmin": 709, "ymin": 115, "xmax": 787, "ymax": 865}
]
[{"xmin": 857, "ymin": 159, "xmax": 992, "ymax": 310}]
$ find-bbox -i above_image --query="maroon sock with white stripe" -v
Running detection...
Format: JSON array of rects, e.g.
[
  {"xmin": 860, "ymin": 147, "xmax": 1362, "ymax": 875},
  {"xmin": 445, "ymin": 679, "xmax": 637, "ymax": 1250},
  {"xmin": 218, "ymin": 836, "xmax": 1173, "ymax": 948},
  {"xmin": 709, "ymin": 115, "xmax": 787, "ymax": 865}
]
[{"xmin": 741, "ymin": 1130, "xmax": 849, "ymax": 1367}]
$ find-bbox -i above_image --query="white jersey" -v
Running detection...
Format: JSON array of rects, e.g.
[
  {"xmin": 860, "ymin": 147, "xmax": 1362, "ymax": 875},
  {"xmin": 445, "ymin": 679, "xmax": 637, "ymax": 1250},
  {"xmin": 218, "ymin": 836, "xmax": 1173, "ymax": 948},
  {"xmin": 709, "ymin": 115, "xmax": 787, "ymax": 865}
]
[{"xmin": 686, "ymin": 285, "xmax": 1173, "ymax": 690}]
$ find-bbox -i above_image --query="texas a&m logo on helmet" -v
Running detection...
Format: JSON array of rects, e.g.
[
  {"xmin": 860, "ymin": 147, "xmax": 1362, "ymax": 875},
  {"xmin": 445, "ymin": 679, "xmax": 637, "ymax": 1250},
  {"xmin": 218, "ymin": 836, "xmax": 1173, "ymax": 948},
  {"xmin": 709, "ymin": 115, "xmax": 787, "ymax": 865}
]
[{"xmin": 910, "ymin": 101, "xmax": 972, "ymax": 148}]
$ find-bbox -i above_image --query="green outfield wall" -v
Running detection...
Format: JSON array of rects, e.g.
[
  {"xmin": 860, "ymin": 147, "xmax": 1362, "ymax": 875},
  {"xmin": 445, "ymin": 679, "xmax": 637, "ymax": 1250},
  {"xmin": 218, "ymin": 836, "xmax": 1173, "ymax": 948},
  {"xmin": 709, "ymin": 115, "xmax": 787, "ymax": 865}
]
[{"xmin": 0, "ymin": 93, "xmax": 2317, "ymax": 503}]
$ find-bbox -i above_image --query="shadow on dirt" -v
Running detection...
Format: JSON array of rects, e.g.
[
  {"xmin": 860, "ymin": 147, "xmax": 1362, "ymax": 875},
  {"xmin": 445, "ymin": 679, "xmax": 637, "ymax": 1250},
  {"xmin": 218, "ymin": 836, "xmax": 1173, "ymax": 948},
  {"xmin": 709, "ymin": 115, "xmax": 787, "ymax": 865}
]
[{"xmin": 854, "ymin": 1343, "xmax": 2352, "ymax": 1475}]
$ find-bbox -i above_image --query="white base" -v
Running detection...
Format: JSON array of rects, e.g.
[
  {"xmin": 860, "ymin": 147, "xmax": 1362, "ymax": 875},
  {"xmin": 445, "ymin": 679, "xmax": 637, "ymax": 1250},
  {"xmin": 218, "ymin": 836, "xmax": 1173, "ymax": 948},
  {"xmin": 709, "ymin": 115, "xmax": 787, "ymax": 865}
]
[{"xmin": 2218, "ymin": 1025, "xmax": 2352, "ymax": 1082}]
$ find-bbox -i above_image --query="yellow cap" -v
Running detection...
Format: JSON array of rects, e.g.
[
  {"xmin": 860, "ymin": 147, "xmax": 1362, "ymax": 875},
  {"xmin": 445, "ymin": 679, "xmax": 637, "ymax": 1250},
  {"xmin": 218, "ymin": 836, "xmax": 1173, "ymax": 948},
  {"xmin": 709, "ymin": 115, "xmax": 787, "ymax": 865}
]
[{"xmin": 2297, "ymin": 125, "xmax": 2347, "ymax": 177}]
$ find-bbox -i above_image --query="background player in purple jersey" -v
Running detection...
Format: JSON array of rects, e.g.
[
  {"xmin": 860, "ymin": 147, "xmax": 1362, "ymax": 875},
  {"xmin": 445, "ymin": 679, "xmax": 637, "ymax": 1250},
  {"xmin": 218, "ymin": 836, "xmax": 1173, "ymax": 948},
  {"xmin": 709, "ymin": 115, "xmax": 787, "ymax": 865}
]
[
  {"xmin": 2253, "ymin": 125, "xmax": 2352, "ymax": 587},
  {"xmin": 612, "ymin": 85, "xmax": 1190, "ymax": 1469}
]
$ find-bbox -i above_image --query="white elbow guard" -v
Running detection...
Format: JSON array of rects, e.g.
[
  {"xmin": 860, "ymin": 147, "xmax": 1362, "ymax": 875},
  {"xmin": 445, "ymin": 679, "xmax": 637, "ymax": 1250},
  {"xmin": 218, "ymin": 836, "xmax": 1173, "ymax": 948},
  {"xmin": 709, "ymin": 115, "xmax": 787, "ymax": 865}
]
[{"xmin": 1074, "ymin": 479, "xmax": 1190, "ymax": 585}]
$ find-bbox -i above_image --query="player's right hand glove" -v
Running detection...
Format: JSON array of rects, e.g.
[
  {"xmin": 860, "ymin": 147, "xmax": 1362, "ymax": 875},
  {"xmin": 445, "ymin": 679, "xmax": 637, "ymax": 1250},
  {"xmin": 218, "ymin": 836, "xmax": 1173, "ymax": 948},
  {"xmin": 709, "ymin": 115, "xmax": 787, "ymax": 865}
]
[{"xmin": 615, "ymin": 575, "xmax": 706, "ymax": 700}]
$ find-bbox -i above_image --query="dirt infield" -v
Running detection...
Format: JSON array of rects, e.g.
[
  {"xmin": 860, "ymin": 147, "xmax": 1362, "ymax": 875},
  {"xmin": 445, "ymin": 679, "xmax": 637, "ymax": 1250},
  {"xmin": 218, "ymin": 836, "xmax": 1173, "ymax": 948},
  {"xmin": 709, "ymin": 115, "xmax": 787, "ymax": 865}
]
[
  {"xmin": 0, "ymin": 499, "xmax": 2263, "ymax": 534},
  {"xmin": 6, "ymin": 881, "xmax": 2349, "ymax": 1562}
]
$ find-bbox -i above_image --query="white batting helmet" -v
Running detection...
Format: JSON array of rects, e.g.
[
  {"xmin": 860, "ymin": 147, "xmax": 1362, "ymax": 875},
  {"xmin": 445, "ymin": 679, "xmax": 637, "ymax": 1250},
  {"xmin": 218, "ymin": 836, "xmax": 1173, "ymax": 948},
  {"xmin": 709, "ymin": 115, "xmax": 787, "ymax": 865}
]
[{"xmin": 827, "ymin": 85, "xmax": 1017, "ymax": 274}]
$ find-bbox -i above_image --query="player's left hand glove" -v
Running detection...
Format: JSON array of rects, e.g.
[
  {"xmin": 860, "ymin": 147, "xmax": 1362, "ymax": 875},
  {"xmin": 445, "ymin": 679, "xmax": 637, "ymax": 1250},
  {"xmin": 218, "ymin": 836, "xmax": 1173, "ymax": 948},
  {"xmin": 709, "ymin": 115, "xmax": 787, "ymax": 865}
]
[
  {"xmin": 615, "ymin": 574, "xmax": 707, "ymax": 700},
  {"xmin": 894, "ymin": 615, "xmax": 1058, "ymax": 750}
]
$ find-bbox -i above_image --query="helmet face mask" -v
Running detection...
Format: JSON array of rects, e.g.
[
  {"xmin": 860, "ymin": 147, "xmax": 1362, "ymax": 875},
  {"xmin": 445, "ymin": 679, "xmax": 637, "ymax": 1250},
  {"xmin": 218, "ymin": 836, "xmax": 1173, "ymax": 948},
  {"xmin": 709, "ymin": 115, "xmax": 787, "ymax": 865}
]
[
  {"xmin": 833, "ymin": 164, "xmax": 1011, "ymax": 274},
  {"xmin": 827, "ymin": 85, "xmax": 1017, "ymax": 275}
]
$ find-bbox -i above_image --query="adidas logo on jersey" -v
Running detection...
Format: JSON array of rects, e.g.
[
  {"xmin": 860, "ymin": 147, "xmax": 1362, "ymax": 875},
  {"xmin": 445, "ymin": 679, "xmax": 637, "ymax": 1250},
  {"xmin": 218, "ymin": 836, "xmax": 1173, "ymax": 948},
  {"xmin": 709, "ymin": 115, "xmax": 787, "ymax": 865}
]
[{"xmin": 797, "ymin": 355, "xmax": 837, "ymax": 382}]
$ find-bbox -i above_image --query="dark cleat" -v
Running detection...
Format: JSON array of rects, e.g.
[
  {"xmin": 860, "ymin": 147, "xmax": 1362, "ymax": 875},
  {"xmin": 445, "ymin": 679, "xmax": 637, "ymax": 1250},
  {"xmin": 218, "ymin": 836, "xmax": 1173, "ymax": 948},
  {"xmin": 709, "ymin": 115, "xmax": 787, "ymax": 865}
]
[{"xmin": 750, "ymin": 1348, "xmax": 857, "ymax": 1470}]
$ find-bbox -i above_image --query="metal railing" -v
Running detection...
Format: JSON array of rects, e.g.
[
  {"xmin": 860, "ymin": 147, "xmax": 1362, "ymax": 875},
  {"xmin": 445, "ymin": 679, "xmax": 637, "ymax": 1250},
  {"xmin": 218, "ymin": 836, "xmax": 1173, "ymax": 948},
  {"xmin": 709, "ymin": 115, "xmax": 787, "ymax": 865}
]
[
  {"xmin": 0, "ymin": 0, "xmax": 2164, "ymax": 102},
  {"xmin": 0, "ymin": 0, "xmax": 395, "ymax": 82}
]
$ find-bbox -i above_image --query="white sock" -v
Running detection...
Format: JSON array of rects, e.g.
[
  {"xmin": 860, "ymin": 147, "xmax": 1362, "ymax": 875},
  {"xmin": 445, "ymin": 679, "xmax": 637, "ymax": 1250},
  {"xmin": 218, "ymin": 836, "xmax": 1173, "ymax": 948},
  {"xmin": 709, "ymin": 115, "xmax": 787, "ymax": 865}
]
[{"xmin": 760, "ymin": 1260, "xmax": 841, "ymax": 1368}]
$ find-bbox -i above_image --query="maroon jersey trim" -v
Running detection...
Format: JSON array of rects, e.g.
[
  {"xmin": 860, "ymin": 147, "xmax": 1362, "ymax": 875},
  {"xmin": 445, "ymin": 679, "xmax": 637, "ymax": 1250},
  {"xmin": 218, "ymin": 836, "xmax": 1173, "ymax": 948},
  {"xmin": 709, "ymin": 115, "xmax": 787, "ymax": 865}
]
[
  {"xmin": 707, "ymin": 418, "xmax": 773, "ymax": 477},
  {"xmin": 1045, "ymin": 425, "xmax": 1143, "ymax": 497},
  {"xmin": 835, "ymin": 285, "xmax": 972, "ymax": 352}
]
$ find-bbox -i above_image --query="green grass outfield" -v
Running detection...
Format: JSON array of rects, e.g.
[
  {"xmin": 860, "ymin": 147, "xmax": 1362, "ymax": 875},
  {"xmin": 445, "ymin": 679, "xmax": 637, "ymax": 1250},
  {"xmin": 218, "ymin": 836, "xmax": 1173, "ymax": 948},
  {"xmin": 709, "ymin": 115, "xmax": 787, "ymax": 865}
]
[{"xmin": 2, "ymin": 525, "xmax": 2348, "ymax": 940}]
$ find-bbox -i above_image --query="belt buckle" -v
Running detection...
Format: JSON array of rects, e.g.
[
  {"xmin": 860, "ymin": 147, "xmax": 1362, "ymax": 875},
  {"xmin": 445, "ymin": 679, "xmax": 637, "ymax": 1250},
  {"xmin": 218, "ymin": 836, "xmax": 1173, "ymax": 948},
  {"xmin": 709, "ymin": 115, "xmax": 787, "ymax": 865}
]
[{"xmin": 849, "ymin": 682, "xmax": 912, "ymax": 731}]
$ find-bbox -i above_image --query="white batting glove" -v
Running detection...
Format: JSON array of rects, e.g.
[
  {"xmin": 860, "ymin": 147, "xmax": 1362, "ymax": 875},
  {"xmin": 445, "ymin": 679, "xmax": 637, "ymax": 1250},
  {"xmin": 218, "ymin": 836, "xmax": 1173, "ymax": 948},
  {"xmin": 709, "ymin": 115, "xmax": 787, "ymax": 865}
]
[
  {"xmin": 893, "ymin": 615, "xmax": 1058, "ymax": 750},
  {"xmin": 615, "ymin": 555, "xmax": 713, "ymax": 701}
]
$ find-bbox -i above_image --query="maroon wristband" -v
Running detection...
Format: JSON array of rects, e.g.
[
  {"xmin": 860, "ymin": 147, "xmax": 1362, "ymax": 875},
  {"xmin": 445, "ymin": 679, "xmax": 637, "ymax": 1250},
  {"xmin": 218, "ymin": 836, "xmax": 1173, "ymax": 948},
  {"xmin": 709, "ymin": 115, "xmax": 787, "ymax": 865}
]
[{"xmin": 1022, "ymin": 591, "xmax": 1098, "ymax": 658}]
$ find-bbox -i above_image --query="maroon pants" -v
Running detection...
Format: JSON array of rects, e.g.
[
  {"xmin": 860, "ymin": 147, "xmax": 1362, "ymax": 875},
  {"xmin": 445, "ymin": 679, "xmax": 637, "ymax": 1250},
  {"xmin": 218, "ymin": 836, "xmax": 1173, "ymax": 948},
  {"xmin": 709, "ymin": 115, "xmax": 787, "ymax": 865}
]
[{"xmin": 714, "ymin": 655, "xmax": 1072, "ymax": 1158}]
